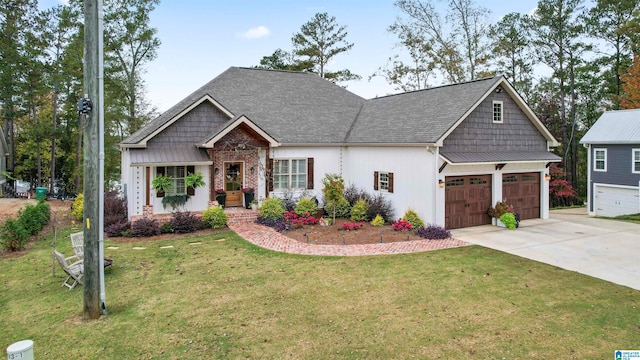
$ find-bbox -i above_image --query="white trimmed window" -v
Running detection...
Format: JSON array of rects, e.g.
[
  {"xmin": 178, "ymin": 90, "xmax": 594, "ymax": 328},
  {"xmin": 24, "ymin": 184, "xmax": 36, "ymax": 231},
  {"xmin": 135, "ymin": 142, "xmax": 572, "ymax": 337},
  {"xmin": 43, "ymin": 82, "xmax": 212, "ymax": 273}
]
[
  {"xmin": 273, "ymin": 159, "xmax": 307, "ymax": 190},
  {"xmin": 594, "ymin": 149, "xmax": 607, "ymax": 172},
  {"xmin": 493, "ymin": 101, "xmax": 503, "ymax": 123},
  {"xmin": 373, "ymin": 171, "xmax": 394, "ymax": 193},
  {"xmin": 633, "ymin": 149, "xmax": 640, "ymax": 174},
  {"xmin": 157, "ymin": 165, "xmax": 193, "ymax": 195}
]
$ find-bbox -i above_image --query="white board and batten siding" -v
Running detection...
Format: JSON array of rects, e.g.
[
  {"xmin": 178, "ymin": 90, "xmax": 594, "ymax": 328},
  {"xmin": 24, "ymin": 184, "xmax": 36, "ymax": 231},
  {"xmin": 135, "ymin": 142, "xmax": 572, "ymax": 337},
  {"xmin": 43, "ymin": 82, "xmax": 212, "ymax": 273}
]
[{"xmin": 594, "ymin": 183, "xmax": 640, "ymax": 217}]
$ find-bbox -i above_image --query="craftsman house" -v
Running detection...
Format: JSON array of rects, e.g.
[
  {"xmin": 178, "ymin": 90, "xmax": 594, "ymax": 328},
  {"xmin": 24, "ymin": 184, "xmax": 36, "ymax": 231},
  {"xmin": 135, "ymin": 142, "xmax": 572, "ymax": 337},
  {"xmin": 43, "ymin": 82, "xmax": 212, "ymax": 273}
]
[
  {"xmin": 120, "ymin": 67, "xmax": 560, "ymax": 229},
  {"xmin": 580, "ymin": 109, "xmax": 640, "ymax": 217}
]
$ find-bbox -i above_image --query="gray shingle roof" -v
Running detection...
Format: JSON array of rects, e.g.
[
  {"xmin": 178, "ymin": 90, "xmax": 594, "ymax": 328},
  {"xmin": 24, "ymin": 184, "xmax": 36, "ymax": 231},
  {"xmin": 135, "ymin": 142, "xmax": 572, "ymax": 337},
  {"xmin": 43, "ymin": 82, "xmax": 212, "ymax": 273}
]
[
  {"xmin": 347, "ymin": 76, "xmax": 502, "ymax": 144},
  {"xmin": 580, "ymin": 109, "xmax": 640, "ymax": 144},
  {"xmin": 441, "ymin": 151, "xmax": 561, "ymax": 164}
]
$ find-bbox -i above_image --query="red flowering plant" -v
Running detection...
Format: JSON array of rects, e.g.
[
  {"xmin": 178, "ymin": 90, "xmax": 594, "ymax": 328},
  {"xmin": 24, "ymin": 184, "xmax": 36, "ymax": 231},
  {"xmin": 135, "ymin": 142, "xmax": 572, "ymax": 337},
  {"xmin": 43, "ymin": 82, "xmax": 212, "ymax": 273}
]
[
  {"xmin": 284, "ymin": 210, "xmax": 318, "ymax": 229},
  {"xmin": 241, "ymin": 187, "xmax": 254, "ymax": 194},
  {"xmin": 340, "ymin": 221, "xmax": 365, "ymax": 231},
  {"xmin": 392, "ymin": 219, "xmax": 412, "ymax": 231}
]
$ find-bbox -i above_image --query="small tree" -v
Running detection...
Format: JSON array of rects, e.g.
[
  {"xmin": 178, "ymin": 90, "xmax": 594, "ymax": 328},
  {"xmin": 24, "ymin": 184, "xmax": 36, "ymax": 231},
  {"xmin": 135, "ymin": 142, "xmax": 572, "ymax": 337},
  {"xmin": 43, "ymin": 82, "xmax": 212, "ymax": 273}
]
[{"xmin": 322, "ymin": 173, "xmax": 345, "ymax": 224}]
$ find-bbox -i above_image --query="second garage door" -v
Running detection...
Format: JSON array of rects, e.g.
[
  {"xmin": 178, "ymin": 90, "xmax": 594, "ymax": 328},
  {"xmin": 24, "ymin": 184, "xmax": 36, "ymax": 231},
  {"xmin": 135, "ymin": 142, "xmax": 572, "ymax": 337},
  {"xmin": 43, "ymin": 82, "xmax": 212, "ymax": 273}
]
[
  {"xmin": 595, "ymin": 185, "xmax": 640, "ymax": 217},
  {"xmin": 445, "ymin": 175, "xmax": 492, "ymax": 229},
  {"xmin": 502, "ymin": 172, "xmax": 540, "ymax": 220}
]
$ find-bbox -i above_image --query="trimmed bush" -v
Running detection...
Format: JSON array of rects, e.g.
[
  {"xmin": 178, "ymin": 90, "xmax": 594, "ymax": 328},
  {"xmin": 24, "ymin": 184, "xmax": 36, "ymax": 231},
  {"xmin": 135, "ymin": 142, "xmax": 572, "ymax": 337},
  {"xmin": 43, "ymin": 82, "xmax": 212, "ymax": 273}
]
[
  {"xmin": 256, "ymin": 216, "xmax": 289, "ymax": 232},
  {"xmin": 324, "ymin": 197, "xmax": 351, "ymax": 218},
  {"xmin": 160, "ymin": 222, "xmax": 174, "ymax": 234},
  {"xmin": 104, "ymin": 191, "xmax": 127, "ymax": 227},
  {"xmin": 20, "ymin": 204, "xmax": 43, "ymax": 235},
  {"xmin": 343, "ymin": 184, "xmax": 371, "ymax": 206},
  {"xmin": 370, "ymin": 214, "xmax": 385, "ymax": 227},
  {"xmin": 350, "ymin": 198, "xmax": 369, "ymax": 221},
  {"xmin": 202, "ymin": 206, "xmax": 228, "ymax": 229},
  {"xmin": 260, "ymin": 197, "xmax": 286, "ymax": 220},
  {"xmin": 130, "ymin": 218, "xmax": 161, "ymax": 237},
  {"xmin": 415, "ymin": 224, "xmax": 451, "ymax": 239},
  {"xmin": 402, "ymin": 208, "xmax": 425, "ymax": 229},
  {"xmin": 71, "ymin": 193, "xmax": 84, "ymax": 221},
  {"xmin": 366, "ymin": 194, "xmax": 394, "ymax": 222},
  {"xmin": 105, "ymin": 221, "xmax": 131, "ymax": 237},
  {"xmin": 295, "ymin": 197, "xmax": 318, "ymax": 217},
  {"xmin": 392, "ymin": 219, "xmax": 413, "ymax": 231},
  {"xmin": 0, "ymin": 217, "xmax": 29, "ymax": 251},
  {"xmin": 500, "ymin": 212, "xmax": 517, "ymax": 230},
  {"xmin": 170, "ymin": 211, "xmax": 201, "ymax": 234}
]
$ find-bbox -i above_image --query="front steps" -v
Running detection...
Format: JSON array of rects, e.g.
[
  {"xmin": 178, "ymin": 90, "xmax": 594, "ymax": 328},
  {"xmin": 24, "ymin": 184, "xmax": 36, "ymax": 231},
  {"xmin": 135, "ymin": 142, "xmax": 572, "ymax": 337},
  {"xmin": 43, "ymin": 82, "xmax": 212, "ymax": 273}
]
[{"xmin": 224, "ymin": 207, "xmax": 259, "ymax": 225}]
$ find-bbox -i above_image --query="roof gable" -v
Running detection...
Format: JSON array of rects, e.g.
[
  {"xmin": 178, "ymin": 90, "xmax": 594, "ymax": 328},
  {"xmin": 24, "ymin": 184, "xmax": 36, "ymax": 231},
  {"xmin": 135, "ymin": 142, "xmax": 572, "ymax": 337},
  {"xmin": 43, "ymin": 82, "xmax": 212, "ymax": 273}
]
[{"xmin": 580, "ymin": 109, "xmax": 640, "ymax": 144}]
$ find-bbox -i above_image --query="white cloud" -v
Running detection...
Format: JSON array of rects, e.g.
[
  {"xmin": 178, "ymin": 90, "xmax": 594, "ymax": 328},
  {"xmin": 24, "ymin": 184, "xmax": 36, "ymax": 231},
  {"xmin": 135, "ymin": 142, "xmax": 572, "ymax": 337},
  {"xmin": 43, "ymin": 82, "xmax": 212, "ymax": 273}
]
[{"xmin": 239, "ymin": 26, "xmax": 270, "ymax": 39}]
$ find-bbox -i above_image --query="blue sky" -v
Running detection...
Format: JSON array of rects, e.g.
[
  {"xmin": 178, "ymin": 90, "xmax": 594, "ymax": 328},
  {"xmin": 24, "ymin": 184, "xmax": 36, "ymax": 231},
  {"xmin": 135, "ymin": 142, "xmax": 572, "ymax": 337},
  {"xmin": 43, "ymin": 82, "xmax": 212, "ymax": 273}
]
[{"xmin": 42, "ymin": 0, "xmax": 540, "ymax": 112}]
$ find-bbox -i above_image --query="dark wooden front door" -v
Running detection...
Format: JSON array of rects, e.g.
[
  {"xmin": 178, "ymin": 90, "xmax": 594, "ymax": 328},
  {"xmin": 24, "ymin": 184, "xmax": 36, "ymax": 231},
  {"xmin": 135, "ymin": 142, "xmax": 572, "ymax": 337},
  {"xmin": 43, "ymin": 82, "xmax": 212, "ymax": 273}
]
[
  {"xmin": 502, "ymin": 172, "xmax": 540, "ymax": 220},
  {"xmin": 445, "ymin": 175, "xmax": 492, "ymax": 229},
  {"xmin": 224, "ymin": 162, "xmax": 243, "ymax": 207}
]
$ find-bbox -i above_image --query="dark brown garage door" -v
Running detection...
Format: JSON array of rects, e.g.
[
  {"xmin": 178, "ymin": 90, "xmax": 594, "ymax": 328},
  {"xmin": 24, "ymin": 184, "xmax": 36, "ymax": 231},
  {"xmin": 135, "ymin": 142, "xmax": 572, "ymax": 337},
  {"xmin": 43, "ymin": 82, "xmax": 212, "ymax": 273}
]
[
  {"xmin": 502, "ymin": 172, "xmax": 540, "ymax": 220},
  {"xmin": 445, "ymin": 175, "xmax": 492, "ymax": 229}
]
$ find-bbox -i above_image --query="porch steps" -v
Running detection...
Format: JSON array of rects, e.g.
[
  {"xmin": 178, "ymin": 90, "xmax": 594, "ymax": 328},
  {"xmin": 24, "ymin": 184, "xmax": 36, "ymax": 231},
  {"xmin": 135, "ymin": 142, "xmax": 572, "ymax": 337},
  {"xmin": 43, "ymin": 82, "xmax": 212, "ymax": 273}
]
[{"xmin": 225, "ymin": 207, "xmax": 259, "ymax": 225}]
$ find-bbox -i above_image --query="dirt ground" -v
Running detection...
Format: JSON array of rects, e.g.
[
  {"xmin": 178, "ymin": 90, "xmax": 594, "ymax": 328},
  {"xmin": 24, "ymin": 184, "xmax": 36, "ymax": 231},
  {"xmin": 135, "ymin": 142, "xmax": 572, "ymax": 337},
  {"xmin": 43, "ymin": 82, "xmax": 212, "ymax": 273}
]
[{"xmin": 0, "ymin": 198, "xmax": 73, "ymax": 220}]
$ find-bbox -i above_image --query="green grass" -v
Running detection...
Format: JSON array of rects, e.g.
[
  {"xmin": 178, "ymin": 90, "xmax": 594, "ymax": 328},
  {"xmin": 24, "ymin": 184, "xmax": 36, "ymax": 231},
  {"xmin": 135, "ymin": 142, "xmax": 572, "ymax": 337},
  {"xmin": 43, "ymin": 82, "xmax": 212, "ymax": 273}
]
[
  {"xmin": 614, "ymin": 213, "xmax": 640, "ymax": 224},
  {"xmin": 1, "ymin": 226, "xmax": 639, "ymax": 359}
]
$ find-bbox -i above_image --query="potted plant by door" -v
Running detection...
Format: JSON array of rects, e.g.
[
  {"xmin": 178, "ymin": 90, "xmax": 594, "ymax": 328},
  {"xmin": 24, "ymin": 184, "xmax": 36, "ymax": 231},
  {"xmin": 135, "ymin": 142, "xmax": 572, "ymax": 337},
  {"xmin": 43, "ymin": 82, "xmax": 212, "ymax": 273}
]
[
  {"xmin": 152, "ymin": 174, "xmax": 172, "ymax": 197},
  {"xmin": 242, "ymin": 187, "xmax": 255, "ymax": 209},
  {"xmin": 487, "ymin": 201, "xmax": 519, "ymax": 229},
  {"xmin": 215, "ymin": 189, "xmax": 226, "ymax": 208},
  {"xmin": 185, "ymin": 172, "xmax": 205, "ymax": 196}
]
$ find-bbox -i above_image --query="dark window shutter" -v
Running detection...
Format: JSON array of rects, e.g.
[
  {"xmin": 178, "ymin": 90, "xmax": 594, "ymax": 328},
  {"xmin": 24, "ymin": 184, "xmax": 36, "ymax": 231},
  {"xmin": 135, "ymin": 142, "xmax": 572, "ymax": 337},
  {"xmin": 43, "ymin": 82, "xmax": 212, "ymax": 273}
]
[
  {"xmin": 388, "ymin": 172, "xmax": 394, "ymax": 193},
  {"xmin": 186, "ymin": 165, "xmax": 196, "ymax": 195},
  {"xmin": 157, "ymin": 167, "xmax": 165, "ymax": 176},
  {"xmin": 268, "ymin": 159, "xmax": 274, "ymax": 192},
  {"xmin": 187, "ymin": 165, "xmax": 195, "ymax": 174},
  {"xmin": 307, "ymin": 158, "xmax": 314, "ymax": 189},
  {"xmin": 374, "ymin": 171, "xmax": 379, "ymax": 190}
]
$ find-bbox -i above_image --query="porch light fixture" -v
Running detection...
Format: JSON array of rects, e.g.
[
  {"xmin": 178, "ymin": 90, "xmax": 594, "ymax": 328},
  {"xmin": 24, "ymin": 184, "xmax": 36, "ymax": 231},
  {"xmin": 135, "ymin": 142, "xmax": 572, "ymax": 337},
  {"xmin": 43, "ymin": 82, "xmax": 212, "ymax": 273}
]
[
  {"xmin": 250, "ymin": 166, "xmax": 255, "ymax": 175},
  {"xmin": 438, "ymin": 179, "xmax": 445, "ymax": 188},
  {"xmin": 544, "ymin": 173, "xmax": 551, "ymax": 181},
  {"xmin": 214, "ymin": 167, "xmax": 219, "ymax": 174}
]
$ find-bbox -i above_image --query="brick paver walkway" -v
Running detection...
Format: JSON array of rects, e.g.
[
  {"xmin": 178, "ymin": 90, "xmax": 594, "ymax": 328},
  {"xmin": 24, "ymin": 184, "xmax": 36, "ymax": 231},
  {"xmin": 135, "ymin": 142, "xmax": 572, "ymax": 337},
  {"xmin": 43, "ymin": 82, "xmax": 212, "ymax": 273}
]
[{"xmin": 229, "ymin": 222, "xmax": 470, "ymax": 256}]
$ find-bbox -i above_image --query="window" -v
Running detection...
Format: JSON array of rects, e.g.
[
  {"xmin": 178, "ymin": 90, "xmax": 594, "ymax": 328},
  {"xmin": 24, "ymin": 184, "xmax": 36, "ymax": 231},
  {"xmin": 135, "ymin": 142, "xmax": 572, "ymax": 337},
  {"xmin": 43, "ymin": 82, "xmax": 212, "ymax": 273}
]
[
  {"xmin": 156, "ymin": 165, "xmax": 194, "ymax": 195},
  {"xmin": 273, "ymin": 159, "xmax": 307, "ymax": 190},
  {"xmin": 493, "ymin": 101, "xmax": 503, "ymax": 123},
  {"xmin": 594, "ymin": 149, "xmax": 607, "ymax": 172},
  {"xmin": 633, "ymin": 149, "xmax": 640, "ymax": 174},
  {"xmin": 374, "ymin": 171, "xmax": 394, "ymax": 193}
]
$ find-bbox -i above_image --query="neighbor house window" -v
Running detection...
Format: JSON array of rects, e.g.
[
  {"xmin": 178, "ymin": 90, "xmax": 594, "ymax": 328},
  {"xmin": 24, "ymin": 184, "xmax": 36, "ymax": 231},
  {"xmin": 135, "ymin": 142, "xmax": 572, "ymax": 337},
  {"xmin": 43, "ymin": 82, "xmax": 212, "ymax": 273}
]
[
  {"xmin": 493, "ymin": 101, "xmax": 503, "ymax": 123},
  {"xmin": 156, "ymin": 165, "xmax": 193, "ymax": 195},
  {"xmin": 594, "ymin": 149, "xmax": 607, "ymax": 172},
  {"xmin": 374, "ymin": 171, "xmax": 394, "ymax": 193},
  {"xmin": 633, "ymin": 149, "xmax": 640, "ymax": 174},
  {"xmin": 273, "ymin": 159, "xmax": 307, "ymax": 190}
]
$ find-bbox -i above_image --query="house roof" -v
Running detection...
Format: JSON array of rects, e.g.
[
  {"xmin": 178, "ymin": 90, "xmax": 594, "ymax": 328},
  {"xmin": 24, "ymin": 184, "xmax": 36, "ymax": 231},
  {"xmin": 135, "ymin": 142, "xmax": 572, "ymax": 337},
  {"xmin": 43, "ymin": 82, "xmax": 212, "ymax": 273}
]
[
  {"xmin": 129, "ymin": 147, "xmax": 212, "ymax": 166},
  {"xmin": 348, "ymin": 76, "xmax": 503, "ymax": 144},
  {"xmin": 580, "ymin": 109, "xmax": 640, "ymax": 144},
  {"xmin": 121, "ymin": 67, "xmax": 557, "ymax": 149},
  {"xmin": 440, "ymin": 151, "xmax": 561, "ymax": 164}
]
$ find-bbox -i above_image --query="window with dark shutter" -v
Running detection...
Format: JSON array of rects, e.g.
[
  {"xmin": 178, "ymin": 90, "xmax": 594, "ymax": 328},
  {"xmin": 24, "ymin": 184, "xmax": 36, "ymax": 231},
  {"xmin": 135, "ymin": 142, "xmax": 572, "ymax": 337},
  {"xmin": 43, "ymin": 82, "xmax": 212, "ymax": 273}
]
[
  {"xmin": 187, "ymin": 166, "xmax": 195, "ymax": 195},
  {"xmin": 268, "ymin": 159, "xmax": 274, "ymax": 192},
  {"xmin": 307, "ymin": 158, "xmax": 314, "ymax": 189},
  {"xmin": 374, "ymin": 171, "xmax": 394, "ymax": 193},
  {"xmin": 374, "ymin": 171, "xmax": 379, "ymax": 190},
  {"xmin": 388, "ymin": 172, "xmax": 394, "ymax": 193}
]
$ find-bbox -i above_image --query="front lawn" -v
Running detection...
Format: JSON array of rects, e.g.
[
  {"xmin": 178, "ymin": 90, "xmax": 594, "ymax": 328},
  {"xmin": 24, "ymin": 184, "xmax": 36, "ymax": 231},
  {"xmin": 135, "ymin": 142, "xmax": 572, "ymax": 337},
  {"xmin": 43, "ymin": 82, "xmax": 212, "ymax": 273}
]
[{"xmin": 0, "ymin": 227, "xmax": 638, "ymax": 359}]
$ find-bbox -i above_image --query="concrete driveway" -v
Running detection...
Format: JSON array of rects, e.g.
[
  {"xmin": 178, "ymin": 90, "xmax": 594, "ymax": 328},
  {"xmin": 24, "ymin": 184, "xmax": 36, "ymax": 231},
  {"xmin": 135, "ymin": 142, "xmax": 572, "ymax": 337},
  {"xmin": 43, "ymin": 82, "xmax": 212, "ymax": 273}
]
[{"xmin": 451, "ymin": 208, "xmax": 640, "ymax": 290}]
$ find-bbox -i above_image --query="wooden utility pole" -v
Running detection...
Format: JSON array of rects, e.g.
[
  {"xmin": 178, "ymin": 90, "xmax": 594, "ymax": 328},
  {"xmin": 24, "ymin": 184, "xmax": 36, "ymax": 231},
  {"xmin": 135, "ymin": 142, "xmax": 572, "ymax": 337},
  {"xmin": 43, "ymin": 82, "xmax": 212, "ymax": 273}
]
[{"xmin": 83, "ymin": 0, "xmax": 101, "ymax": 320}]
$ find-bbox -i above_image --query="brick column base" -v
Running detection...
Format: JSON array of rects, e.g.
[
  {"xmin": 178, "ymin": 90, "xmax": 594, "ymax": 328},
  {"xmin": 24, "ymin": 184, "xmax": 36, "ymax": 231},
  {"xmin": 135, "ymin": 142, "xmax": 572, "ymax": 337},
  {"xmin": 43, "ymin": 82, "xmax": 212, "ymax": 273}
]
[{"xmin": 142, "ymin": 205, "xmax": 153, "ymax": 218}]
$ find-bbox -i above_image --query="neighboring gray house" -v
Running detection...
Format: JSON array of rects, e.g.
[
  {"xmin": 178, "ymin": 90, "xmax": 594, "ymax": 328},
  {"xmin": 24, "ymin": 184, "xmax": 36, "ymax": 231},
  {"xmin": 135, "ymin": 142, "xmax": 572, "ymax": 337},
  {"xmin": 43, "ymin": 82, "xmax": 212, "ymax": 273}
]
[
  {"xmin": 121, "ymin": 67, "xmax": 560, "ymax": 229},
  {"xmin": 580, "ymin": 109, "xmax": 640, "ymax": 217},
  {"xmin": 0, "ymin": 125, "xmax": 8, "ymax": 193}
]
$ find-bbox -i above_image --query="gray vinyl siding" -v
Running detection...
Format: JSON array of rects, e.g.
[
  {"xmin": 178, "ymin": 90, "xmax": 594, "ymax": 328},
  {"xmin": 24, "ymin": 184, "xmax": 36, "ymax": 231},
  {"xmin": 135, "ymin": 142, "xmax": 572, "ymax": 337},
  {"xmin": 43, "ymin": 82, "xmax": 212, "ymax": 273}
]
[
  {"xmin": 441, "ymin": 89, "xmax": 547, "ymax": 153},
  {"xmin": 589, "ymin": 144, "xmax": 640, "ymax": 212},
  {"xmin": 147, "ymin": 102, "xmax": 230, "ymax": 148}
]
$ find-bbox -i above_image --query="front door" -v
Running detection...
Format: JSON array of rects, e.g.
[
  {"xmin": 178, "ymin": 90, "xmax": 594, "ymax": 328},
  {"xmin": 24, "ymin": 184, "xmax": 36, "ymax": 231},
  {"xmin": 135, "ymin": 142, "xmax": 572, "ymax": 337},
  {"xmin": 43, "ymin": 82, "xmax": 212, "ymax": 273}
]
[{"xmin": 224, "ymin": 162, "xmax": 243, "ymax": 207}]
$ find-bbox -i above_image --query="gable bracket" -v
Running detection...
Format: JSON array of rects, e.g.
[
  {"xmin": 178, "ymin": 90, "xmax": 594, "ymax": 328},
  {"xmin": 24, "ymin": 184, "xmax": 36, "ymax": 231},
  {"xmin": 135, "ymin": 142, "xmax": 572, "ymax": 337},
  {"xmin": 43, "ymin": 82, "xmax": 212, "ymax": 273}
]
[
  {"xmin": 495, "ymin": 163, "xmax": 506, "ymax": 171},
  {"xmin": 546, "ymin": 162, "xmax": 552, "ymax": 168},
  {"xmin": 439, "ymin": 162, "xmax": 447, "ymax": 173}
]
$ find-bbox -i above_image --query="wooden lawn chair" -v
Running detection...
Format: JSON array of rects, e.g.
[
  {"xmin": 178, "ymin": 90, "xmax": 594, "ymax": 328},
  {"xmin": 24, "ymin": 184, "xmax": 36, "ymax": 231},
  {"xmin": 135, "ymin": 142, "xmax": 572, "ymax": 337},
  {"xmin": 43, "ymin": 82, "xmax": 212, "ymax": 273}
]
[
  {"xmin": 70, "ymin": 231, "xmax": 84, "ymax": 261},
  {"xmin": 53, "ymin": 250, "xmax": 84, "ymax": 290}
]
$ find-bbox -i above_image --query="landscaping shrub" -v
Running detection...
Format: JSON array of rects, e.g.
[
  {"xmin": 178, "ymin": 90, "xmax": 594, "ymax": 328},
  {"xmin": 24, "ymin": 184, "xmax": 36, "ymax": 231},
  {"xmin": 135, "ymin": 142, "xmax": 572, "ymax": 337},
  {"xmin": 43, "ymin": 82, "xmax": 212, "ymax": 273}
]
[
  {"xmin": 350, "ymin": 198, "xmax": 369, "ymax": 221},
  {"xmin": 343, "ymin": 184, "xmax": 370, "ymax": 206},
  {"xmin": 202, "ymin": 206, "xmax": 228, "ymax": 229},
  {"xmin": 255, "ymin": 216, "xmax": 289, "ymax": 232},
  {"xmin": 366, "ymin": 194, "xmax": 394, "ymax": 222},
  {"xmin": 295, "ymin": 197, "xmax": 318, "ymax": 217},
  {"xmin": 20, "ymin": 204, "xmax": 43, "ymax": 235},
  {"xmin": 402, "ymin": 208, "xmax": 425, "ymax": 229},
  {"xmin": 71, "ymin": 193, "xmax": 84, "ymax": 221},
  {"xmin": 340, "ymin": 221, "xmax": 364, "ymax": 231},
  {"xmin": 160, "ymin": 222, "xmax": 173, "ymax": 234},
  {"xmin": 500, "ymin": 212, "xmax": 517, "ymax": 230},
  {"xmin": 105, "ymin": 221, "xmax": 131, "ymax": 237},
  {"xmin": 0, "ymin": 217, "xmax": 29, "ymax": 251},
  {"xmin": 415, "ymin": 224, "xmax": 451, "ymax": 239},
  {"xmin": 370, "ymin": 214, "xmax": 385, "ymax": 227},
  {"xmin": 130, "ymin": 218, "xmax": 161, "ymax": 237},
  {"xmin": 170, "ymin": 211, "xmax": 201, "ymax": 234},
  {"xmin": 260, "ymin": 197, "xmax": 286, "ymax": 220},
  {"xmin": 324, "ymin": 197, "xmax": 351, "ymax": 218},
  {"xmin": 104, "ymin": 191, "xmax": 127, "ymax": 227},
  {"xmin": 280, "ymin": 189, "xmax": 298, "ymax": 211},
  {"xmin": 392, "ymin": 218, "xmax": 413, "ymax": 231},
  {"xmin": 284, "ymin": 210, "xmax": 318, "ymax": 229},
  {"xmin": 35, "ymin": 200, "xmax": 51, "ymax": 224}
]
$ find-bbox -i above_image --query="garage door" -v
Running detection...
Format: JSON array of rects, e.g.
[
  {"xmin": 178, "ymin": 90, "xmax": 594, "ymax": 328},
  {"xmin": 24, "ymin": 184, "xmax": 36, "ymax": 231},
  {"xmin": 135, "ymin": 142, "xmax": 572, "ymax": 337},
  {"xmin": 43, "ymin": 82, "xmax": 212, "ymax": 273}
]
[
  {"xmin": 502, "ymin": 172, "xmax": 540, "ymax": 220},
  {"xmin": 445, "ymin": 175, "xmax": 492, "ymax": 229},
  {"xmin": 595, "ymin": 185, "xmax": 640, "ymax": 217}
]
